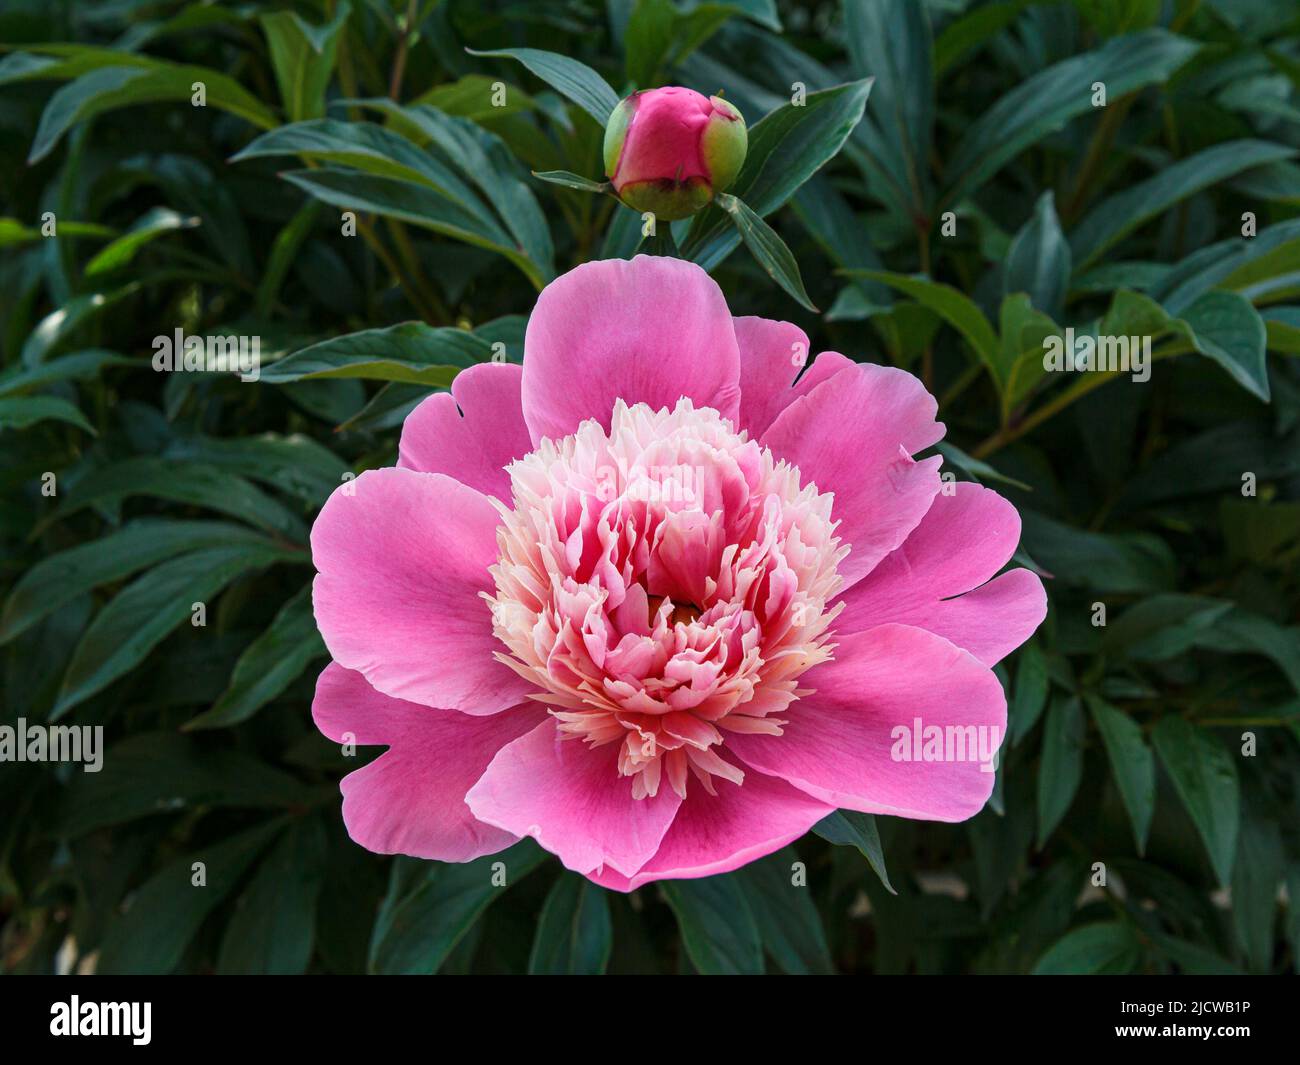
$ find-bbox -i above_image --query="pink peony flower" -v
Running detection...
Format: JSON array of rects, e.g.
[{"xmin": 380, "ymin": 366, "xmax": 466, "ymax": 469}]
[
  {"xmin": 603, "ymin": 86, "xmax": 747, "ymax": 221},
  {"xmin": 311, "ymin": 255, "xmax": 1047, "ymax": 890}
]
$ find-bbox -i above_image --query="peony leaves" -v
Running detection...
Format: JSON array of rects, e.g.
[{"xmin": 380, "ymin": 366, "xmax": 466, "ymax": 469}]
[
  {"xmin": 466, "ymin": 47, "xmax": 620, "ymax": 126},
  {"xmin": 528, "ymin": 876, "xmax": 613, "ymax": 975},
  {"xmin": 258, "ymin": 321, "xmax": 498, "ymax": 386},
  {"xmin": 1152, "ymin": 717, "xmax": 1241, "ymax": 889},
  {"xmin": 369, "ymin": 843, "xmax": 547, "ymax": 974},
  {"xmin": 661, "ymin": 876, "xmax": 763, "ymax": 974}
]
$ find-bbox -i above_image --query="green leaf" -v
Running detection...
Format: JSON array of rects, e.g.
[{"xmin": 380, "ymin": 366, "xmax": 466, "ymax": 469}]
[
  {"xmin": 1004, "ymin": 191, "xmax": 1070, "ymax": 319},
  {"xmin": 1220, "ymin": 499, "xmax": 1300, "ymax": 563},
  {"xmin": 234, "ymin": 119, "xmax": 489, "ymax": 207},
  {"xmin": 97, "ymin": 820, "xmax": 286, "ymax": 974},
  {"xmin": 21, "ymin": 287, "xmax": 138, "ymax": 366},
  {"xmin": 1149, "ymin": 932, "xmax": 1242, "ymax": 975},
  {"xmin": 1090, "ymin": 288, "xmax": 1269, "ymax": 401},
  {"xmin": 935, "ymin": 442, "xmax": 1032, "ymax": 490},
  {"xmin": 854, "ymin": 270, "xmax": 999, "ymax": 370},
  {"xmin": 1037, "ymin": 696, "xmax": 1085, "ymax": 846},
  {"xmin": 1189, "ymin": 608, "xmax": 1300, "ymax": 698},
  {"xmin": 716, "ymin": 193, "xmax": 815, "ymax": 311},
  {"xmin": 29, "ymin": 62, "xmax": 276, "ymax": 164},
  {"xmin": 369, "ymin": 842, "xmax": 547, "ymax": 974},
  {"xmin": 661, "ymin": 875, "xmax": 763, "ymax": 974},
  {"xmin": 997, "ymin": 292, "xmax": 1061, "ymax": 415},
  {"xmin": 681, "ymin": 79, "xmax": 873, "ymax": 270},
  {"xmin": 409, "ymin": 74, "xmax": 535, "ymax": 120},
  {"xmin": 259, "ymin": 1, "xmax": 349, "ymax": 122},
  {"xmin": 84, "ymin": 206, "xmax": 198, "ymax": 276},
  {"xmin": 527, "ymin": 875, "xmax": 612, "ymax": 974},
  {"xmin": 812, "ymin": 810, "xmax": 895, "ymax": 893},
  {"xmin": 843, "ymin": 0, "xmax": 934, "ymax": 217},
  {"xmin": 1, "ymin": 519, "xmax": 275, "ymax": 645},
  {"xmin": 934, "ymin": 0, "xmax": 1030, "ymax": 76},
  {"xmin": 1020, "ymin": 510, "xmax": 1175, "ymax": 593},
  {"xmin": 45, "ymin": 457, "xmax": 307, "ymax": 540},
  {"xmin": 736, "ymin": 849, "xmax": 834, "ymax": 974},
  {"xmin": 1070, "ymin": 140, "xmax": 1297, "ymax": 270},
  {"xmin": 1090, "ymin": 287, "xmax": 1268, "ymax": 403},
  {"xmin": 1152, "ymin": 218, "xmax": 1300, "ymax": 315},
  {"xmin": 1009, "ymin": 640, "xmax": 1049, "ymax": 744},
  {"xmin": 943, "ymin": 29, "xmax": 1200, "ymax": 203},
  {"xmin": 55, "ymin": 544, "xmax": 300, "ymax": 717},
  {"xmin": 792, "ymin": 174, "xmax": 888, "ymax": 312},
  {"xmin": 532, "ymin": 169, "xmax": 610, "ymax": 193},
  {"xmin": 1104, "ymin": 594, "xmax": 1234, "ymax": 661},
  {"xmin": 57, "ymin": 733, "xmax": 312, "ymax": 837},
  {"xmin": 260, "ymin": 321, "xmax": 490, "ymax": 385},
  {"xmin": 1231, "ymin": 805, "xmax": 1282, "ymax": 973},
  {"xmin": 466, "ymin": 48, "xmax": 620, "ymax": 126},
  {"xmin": 279, "ymin": 166, "xmax": 546, "ymax": 288},
  {"xmin": 1152, "ymin": 716, "xmax": 1240, "ymax": 888},
  {"xmin": 1032, "ymin": 922, "xmax": 1141, "ymax": 974},
  {"xmin": 217, "ymin": 818, "xmax": 328, "ymax": 974},
  {"xmin": 162, "ymin": 432, "xmax": 348, "ymax": 506},
  {"xmin": 1177, "ymin": 290, "xmax": 1269, "ymax": 402},
  {"xmin": 0, "ymin": 349, "xmax": 132, "ymax": 397},
  {"xmin": 348, "ymin": 100, "xmax": 555, "ymax": 283},
  {"xmin": 0, "ymin": 47, "xmax": 155, "ymax": 89},
  {"xmin": 0, "ymin": 394, "xmax": 94, "ymax": 434},
  {"xmin": 187, "ymin": 586, "xmax": 325, "ymax": 730},
  {"xmin": 256, "ymin": 202, "xmax": 319, "ymax": 316},
  {"xmin": 624, "ymin": 0, "xmax": 677, "ymax": 87},
  {"xmin": 1087, "ymin": 695, "xmax": 1155, "ymax": 854}
]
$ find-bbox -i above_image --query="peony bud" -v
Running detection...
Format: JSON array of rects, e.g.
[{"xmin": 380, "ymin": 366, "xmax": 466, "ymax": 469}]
[{"xmin": 602, "ymin": 86, "xmax": 747, "ymax": 222}]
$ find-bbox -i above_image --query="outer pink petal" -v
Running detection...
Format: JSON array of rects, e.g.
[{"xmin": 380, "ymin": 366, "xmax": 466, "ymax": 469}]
[
  {"xmin": 727, "ymin": 624, "xmax": 1006, "ymax": 822},
  {"xmin": 465, "ymin": 719, "xmax": 682, "ymax": 878},
  {"xmin": 521, "ymin": 255, "xmax": 741, "ymax": 443},
  {"xmin": 834, "ymin": 482, "xmax": 1047, "ymax": 665},
  {"xmin": 733, "ymin": 314, "xmax": 854, "ymax": 439},
  {"xmin": 760, "ymin": 363, "xmax": 946, "ymax": 587},
  {"xmin": 312, "ymin": 663, "xmax": 546, "ymax": 862},
  {"xmin": 397, "ymin": 362, "xmax": 530, "ymax": 502},
  {"xmin": 311, "ymin": 467, "xmax": 532, "ymax": 714},
  {"xmin": 587, "ymin": 770, "xmax": 834, "ymax": 891}
]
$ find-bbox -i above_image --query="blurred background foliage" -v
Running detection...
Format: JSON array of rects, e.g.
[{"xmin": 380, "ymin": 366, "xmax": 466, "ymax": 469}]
[{"xmin": 2, "ymin": 0, "xmax": 1299, "ymax": 976}]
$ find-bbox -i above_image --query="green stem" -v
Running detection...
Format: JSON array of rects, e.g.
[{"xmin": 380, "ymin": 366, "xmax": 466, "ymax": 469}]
[{"xmin": 971, "ymin": 343, "xmax": 1192, "ymax": 459}]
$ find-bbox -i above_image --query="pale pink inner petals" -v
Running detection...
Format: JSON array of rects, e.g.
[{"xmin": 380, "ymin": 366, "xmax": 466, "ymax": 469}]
[{"xmin": 486, "ymin": 399, "xmax": 846, "ymax": 802}]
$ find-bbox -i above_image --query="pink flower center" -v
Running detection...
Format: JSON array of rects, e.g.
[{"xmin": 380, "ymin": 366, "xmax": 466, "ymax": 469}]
[{"xmin": 486, "ymin": 400, "xmax": 845, "ymax": 800}]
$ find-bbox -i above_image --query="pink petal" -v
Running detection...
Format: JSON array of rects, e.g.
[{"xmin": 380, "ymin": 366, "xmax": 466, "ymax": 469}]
[
  {"xmin": 312, "ymin": 663, "xmax": 547, "ymax": 862},
  {"xmin": 588, "ymin": 769, "xmax": 833, "ymax": 891},
  {"xmin": 835, "ymin": 482, "xmax": 1048, "ymax": 664},
  {"xmin": 465, "ymin": 718, "xmax": 682, "ymax": 877},
  {"xmin": 733, "ymin": 314, "xmax": 855, "ymax": 438},
  {"xmin": 397, "ymin": 362, "xmax": 530, "ymax": 502},
  {"xmin": 311, "ymin": 467, "xmax": 532, "ymax": 714},
  {"xmin": 521, "ymin": 255, "xmax": 741, "ymax": 444},
  {"xmin": 727, "ymin": 624, "xmax": 1006, "ymax": 822},
  {"xmin": 760, "ymin": 362, "xmax": 945, "ymax": 587}
]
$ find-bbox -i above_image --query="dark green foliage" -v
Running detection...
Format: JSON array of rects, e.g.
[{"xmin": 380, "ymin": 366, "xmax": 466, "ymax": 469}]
[{"xmin": 2, "ymin": 0, "xmax": 1298, "ymax": 975}]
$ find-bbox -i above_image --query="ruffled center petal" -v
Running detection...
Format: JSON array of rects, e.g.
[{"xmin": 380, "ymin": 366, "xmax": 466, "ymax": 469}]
[{"xmin": 486, "ymin": 399, "xmax": 845, "ymax": 801}]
